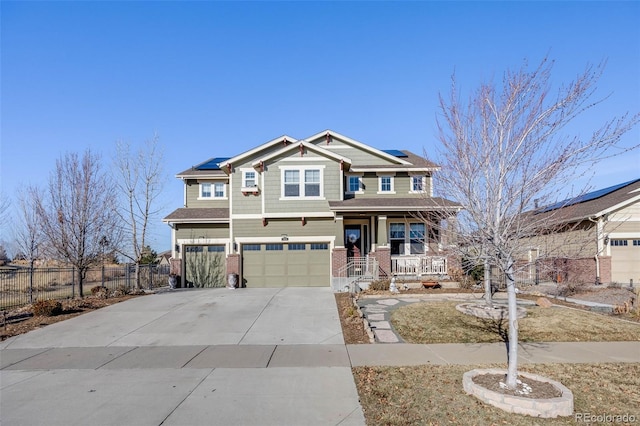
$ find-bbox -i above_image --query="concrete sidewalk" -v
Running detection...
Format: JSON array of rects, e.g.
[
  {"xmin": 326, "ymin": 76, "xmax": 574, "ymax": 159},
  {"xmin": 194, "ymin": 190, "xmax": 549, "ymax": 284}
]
[{"xmin": 1, "ymin": 288, "xmax": 638, "ymax": 426}]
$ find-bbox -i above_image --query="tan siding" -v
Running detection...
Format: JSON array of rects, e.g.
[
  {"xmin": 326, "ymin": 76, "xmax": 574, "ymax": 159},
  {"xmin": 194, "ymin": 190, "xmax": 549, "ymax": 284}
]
[
  {"xmin": 609, "ymin": 201, "xmax": 640, "ymax": 221},
  {"xmin": 604, "ymin": 220, "xmax": 640, "ymax": 234},
  {"xmin": 185, "ymin": 180, "xmax": 230, "ymax": 208},
  {"xmin": 234, "ymin": 218, "xmax": 336, "ymax": 238},
  {"xmin": 262, "ymin": 156, "xmax": 340, "ymax": 214},
  {"xmin": 521, "ymin": 223, "xmax": 596, "ymax": 259},
  {"xmin": 231, "ymin": 164, "xmax": 262, "ymax": 215},
  {"xmin": 355, "ymin": 172, "xmax": 431, "ymax": 199},
  {"xmin": 317, "ymin": 141, "xmax": 393, "ymax": 165},
  {"xmin": 176, "ymin": 224, "xmax": 229, "ymax": 240}
]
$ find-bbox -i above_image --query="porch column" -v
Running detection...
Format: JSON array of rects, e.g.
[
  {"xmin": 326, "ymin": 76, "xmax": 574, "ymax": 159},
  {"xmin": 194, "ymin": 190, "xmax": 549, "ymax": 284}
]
[
  {"xmin": 335, "ymin": 216, "xmax": 345, "ymax": 247},
  {"xmin": 332, "ymin": 247, "xmax": 348, "ymax": 278},
  {"xmin": 377, "ymin": 216, "xmax": 388, "ymax": 246},
  {"xmin": 374, "ymin": 247, "xmax": 391, "ymax": 278}
]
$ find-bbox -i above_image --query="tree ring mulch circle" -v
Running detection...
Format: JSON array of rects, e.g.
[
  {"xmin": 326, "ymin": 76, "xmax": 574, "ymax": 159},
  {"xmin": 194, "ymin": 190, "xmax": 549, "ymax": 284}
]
[
  {"xmin": 463, "ymin": 368, "xmax": 574, "ymax": 418},
  {"xmin": 456, "ymin": 302, "xmax": 527, "ymax": 320}
]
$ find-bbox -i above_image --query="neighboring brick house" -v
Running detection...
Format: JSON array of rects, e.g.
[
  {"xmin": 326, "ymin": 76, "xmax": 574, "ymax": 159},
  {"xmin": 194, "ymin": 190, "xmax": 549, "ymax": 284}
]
[
  {"xmin": 163, "ymin": 130, "xmax": 461, "ymax": 289},
  {"xmin": 517, "ymin": 178, "xmax": 640, "ymax": 285}
]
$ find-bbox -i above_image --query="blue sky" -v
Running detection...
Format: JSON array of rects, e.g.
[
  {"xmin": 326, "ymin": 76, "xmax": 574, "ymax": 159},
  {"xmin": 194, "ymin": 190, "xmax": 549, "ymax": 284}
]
[{"xmin": 2, "ymin": 1, "xmax": 639, "ymax": 252}]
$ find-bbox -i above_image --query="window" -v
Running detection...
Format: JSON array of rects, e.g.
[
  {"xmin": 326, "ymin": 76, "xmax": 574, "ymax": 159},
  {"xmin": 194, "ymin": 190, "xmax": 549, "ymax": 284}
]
[
  {"xmin": 243, "ymin": 171, "xmax": 257, "ymax": 188},
  {"xmin": 199, "ymin": 182, "xmax": 226, "ymax": 199},
  {"xmin": 208, "ymin": 245, "xmax": 225, "ymax": 252},
  {"xmin": 411, "ymin": 176, "xmax": 426, "ymax": 192},
  {"xmin": 288, "ymin": 243, "xmax": 306, "ymax": 250},
  {"xmin": 311, "ymin": 243, "xmax": 328, "ymax": 250},
  {"xmin": 284, "ymin": 170, "xmax": 300, "ymax": 197},
  {"xmin": 389, "ymin": 223, "xmax": 405, "ymax": 255},
  {"xmin": 409, "ymin": 223, "xmax": 426, "ymax": 254},
  {"xmin": 348, "ymin": 176, "xmax": 361, "ymax": 192},
  {"xmin": 378, "ymin": 176, "xmax": 394, "ymax": 193},
  {"xmin": 186, "ymin": 246, "xmax": 204, "ymax": 253},
  {"xmin": 214, "ymin": 183, "xmax": 225, "ymax": 198},
  {"xmin": 305, "ymin": 170, "xmax": 320, "ymax": 196},
  {"xmin": 390, "ymin": 223, "xmax": 427, "ymax": 255},
  {"xmin": 633, "ymin": 240, "xmax": 640, "ymax": 246},
  {"xmin": 281, "ymin": 167, "xmax": 324, "ymax": 198},
  {"xmin": 611, "ymin": 239, "xmax": 628, "ymax": 246},
  {"xmin": 201, "ymin": 183, "xmax": 212, "ymax": 198},
  {"xmin": 243, "ymin": 244, "xmax": 261, "ymax": 251},
  {"xmin": 266, "ymin": 244, "xmax": 283, "ymax": 251}
]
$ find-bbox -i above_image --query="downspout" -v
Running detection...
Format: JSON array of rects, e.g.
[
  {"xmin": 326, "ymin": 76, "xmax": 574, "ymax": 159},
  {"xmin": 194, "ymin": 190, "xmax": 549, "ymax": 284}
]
[{"xmin": 587, "ymin": 216, "xmax": 604, "ymax": 285}]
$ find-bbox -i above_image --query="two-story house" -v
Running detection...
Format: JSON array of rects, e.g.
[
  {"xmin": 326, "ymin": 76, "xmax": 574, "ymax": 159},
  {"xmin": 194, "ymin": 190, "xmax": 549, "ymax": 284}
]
[{"xmin": 163, "ymin": 130, "xmax": 462, "ymax": 290}]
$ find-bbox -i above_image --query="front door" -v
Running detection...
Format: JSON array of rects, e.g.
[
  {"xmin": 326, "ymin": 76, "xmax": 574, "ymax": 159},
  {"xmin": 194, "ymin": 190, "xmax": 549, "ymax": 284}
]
[{"xmin": 345, "ymin": 224, "xmax": 368, "ymax": 259}]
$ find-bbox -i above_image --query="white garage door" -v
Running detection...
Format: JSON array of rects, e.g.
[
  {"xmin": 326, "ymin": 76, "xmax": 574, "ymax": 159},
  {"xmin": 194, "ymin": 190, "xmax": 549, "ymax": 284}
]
[
  {"xmin": 610, "ymin": 239, "xmax": 640, "ymax": 284},
  {"xmin": 242, "ymin": 243, "xmax": 330, "ymax": 287}
]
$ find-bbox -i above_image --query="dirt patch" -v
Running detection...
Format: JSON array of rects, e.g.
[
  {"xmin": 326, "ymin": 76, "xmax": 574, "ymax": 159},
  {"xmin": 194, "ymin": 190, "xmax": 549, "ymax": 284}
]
[
  {"xmin": 335, "ymin": 292, "xmax": 370, "ymax": 344},
  {"xmin": 472, "ymin": 373, "xmax": 562, "ymax": 399},
  {"xmin": 1, "ymin": 295, "xmax": 144, "ymax": 341}
]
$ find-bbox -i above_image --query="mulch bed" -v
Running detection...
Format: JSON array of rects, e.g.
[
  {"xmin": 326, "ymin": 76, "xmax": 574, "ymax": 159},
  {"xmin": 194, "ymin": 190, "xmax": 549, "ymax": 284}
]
[
  {"xmin": 335, "ymin": 292, "xmax": 370, "ymax": 344},
  {"xmin": 472, "ymin": 373, "xmax": 563, "ymax": 399},
  {"xmin": 1, "ymin": 295, "xmax": 144, "ymax": 341}
]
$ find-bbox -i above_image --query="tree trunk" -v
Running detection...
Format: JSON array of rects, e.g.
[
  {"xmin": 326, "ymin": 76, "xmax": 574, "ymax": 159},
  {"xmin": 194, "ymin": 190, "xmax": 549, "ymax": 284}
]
[
  {"xmin": 484, "ymin": 259, "xmax": 493, "ymax": 307},
  {"xmin": 134, "ymin": 262, "xmax": 141, "ymax": 290},
  {"xmin": 78, "ymin": 268, "xmax": 85, "ymax": 298},
  {"xmin": 505, "ymin": 261, "xmax": 519, "ymax": 389}
]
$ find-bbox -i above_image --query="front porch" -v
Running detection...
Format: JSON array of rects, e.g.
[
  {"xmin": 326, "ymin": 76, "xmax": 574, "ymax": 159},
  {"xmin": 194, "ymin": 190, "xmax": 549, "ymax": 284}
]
[
  {"xmin": 391, "ymin": 255, "xmax": 448, "ymax": 277},
  {"xmin": 331, "ymin": 250, "xmax": 450, "ymax": 291}
]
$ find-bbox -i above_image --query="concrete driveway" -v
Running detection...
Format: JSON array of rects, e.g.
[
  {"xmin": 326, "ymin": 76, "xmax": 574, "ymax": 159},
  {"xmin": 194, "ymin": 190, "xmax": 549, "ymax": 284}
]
[{"xmin": 0, "ymin": 287, "xmax": 366, "ymax": 426}]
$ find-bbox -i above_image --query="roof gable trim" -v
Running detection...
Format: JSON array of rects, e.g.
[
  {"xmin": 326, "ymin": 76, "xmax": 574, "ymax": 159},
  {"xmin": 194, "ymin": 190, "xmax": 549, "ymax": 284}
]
[
  {"xmin": 251, "ymin": 140, "xmax": 352, "ymax": 168},
  {"xmin": 306, "ymin": 130, "xmax": 413, "ymax": 165}
]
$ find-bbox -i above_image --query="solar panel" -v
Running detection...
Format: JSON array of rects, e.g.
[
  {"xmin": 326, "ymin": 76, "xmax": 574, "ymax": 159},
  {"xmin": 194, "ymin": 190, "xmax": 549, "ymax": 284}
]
[
  {"xmin": 194, "ymin": 157, "xmax": 230, "ymax": 171},
  {"xmin": 382, "ymin": 149, "xmax": 408, "ymax": 158},
  {"xmin": 539, "ymin": 178, "xmax": 640, "ymax": 213}
]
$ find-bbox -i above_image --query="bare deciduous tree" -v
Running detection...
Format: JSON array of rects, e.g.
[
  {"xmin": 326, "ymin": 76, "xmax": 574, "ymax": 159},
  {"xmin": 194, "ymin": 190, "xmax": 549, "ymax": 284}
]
[
  {"xmin": 113, "ymin": 135, "xmax": 166, "ymax": 289},
  {"xmin": 14, "ymin": 188, "xmax": 43, "ymax": 266},
  {"xmin": 0, "ymin": 192, "xmax": 10, "ymax": 224},
  {"xmin": 33, "ymin": 150, "xmax": 121, "ymax": 297},
  {"xmin": 435, "ymin": 57, "xmax": 639, "ymax": 389}
]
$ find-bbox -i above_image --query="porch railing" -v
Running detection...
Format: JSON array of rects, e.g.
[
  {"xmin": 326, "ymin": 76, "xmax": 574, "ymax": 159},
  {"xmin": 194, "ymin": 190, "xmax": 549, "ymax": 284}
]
[
  {"xmin": 333, "ymin": 257, "xmax": 379, "ymax": 292},
  {"xmin": 392, "ymin": 256, "xmax": 447, "ymax": 276}
]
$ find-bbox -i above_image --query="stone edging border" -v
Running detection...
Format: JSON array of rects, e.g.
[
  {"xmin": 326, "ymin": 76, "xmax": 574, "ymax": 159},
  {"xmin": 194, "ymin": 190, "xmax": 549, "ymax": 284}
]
[
  {"xmin": 352, "ymin": 296, "xmax": 376, "ymax": 343},
  {"xmin": 463, "ymin": 368, "xmax": 574, "ymax": 418}
]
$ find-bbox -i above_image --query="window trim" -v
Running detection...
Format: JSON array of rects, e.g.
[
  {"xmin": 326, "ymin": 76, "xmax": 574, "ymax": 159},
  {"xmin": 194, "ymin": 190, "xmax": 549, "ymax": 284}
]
[
  {"xmin": 240, "ymin": 168, "xmax": 259, "ymax": 194},
  {"xmin": 198, "ymin": 181, "xmax": 227, "ymax": 200},
  {"xmin": 409, "ymin": 175, "xmax": 427, "ymax": 193},
  {"xmin": 346, "ymin": 174, "xmax": 364, "ymax": 194},
  {"xmin": 377, "ymin": 175, "xmax": 395, "ymax": 194},
  {"xmin": 389, "ymin": 222, "xmax": 427, "ymax": 255},
  {"xmin": 279, "ymin": 165, "xmax": 325, "ymax": 200}
]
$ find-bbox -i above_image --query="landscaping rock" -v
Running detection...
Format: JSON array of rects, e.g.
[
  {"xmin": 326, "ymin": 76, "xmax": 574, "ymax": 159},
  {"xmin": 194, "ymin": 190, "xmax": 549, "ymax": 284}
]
[{"xmin": 536, "ymin": 297, "xmax": 554, "ymax": 308}]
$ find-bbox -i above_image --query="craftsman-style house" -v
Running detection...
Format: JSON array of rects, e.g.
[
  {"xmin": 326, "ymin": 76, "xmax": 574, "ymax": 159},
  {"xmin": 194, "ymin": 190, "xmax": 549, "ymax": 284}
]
[
  {"xmin": 518, "ymin": 178, "xmax": 640, "ymax": 286},
  {"xmin": 163, "ymin": 130, "xmax": 461, "ymax": 289}
]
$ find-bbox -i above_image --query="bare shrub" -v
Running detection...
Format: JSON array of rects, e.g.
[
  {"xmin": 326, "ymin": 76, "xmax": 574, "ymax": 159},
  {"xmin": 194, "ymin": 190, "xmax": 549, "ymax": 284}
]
[
  {"xmin": 370, "ymin": 279, "xmax": 390, "ymax": 291},
  {"xmin": 32, "ymin": 300, "xmax": 63, "ymax": 316}
]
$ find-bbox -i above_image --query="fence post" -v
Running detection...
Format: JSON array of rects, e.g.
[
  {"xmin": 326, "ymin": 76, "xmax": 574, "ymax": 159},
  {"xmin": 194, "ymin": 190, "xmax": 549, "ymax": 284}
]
[
  {"xmin": 72, "ymin": 267, "xmax": 76, "ymax": 299},
  {"xmin": 29, "ymin": 265, "xmax": 34, "ymax": 304}
]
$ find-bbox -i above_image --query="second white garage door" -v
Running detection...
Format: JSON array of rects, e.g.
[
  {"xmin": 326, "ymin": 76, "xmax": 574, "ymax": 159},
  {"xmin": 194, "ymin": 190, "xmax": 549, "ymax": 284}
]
[{"xmin": 242, "ymin": 242, "xmax": 330, "ymax": 287}]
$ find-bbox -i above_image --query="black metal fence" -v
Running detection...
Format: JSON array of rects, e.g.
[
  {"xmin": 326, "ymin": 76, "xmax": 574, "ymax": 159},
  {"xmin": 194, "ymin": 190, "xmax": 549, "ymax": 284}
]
[{"xmin": 0, "ymin": 264, "xmax": 171, "ymax": 311}]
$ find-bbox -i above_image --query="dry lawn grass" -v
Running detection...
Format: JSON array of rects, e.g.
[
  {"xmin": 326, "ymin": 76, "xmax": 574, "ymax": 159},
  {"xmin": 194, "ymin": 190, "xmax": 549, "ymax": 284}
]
[
  {"xmin": 391, "ymin": 301, "xmax": 640, "ymax": 344},
  {"xmin": 354, "ymin": 363, "xmax": 640, "ymax": 425}
]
